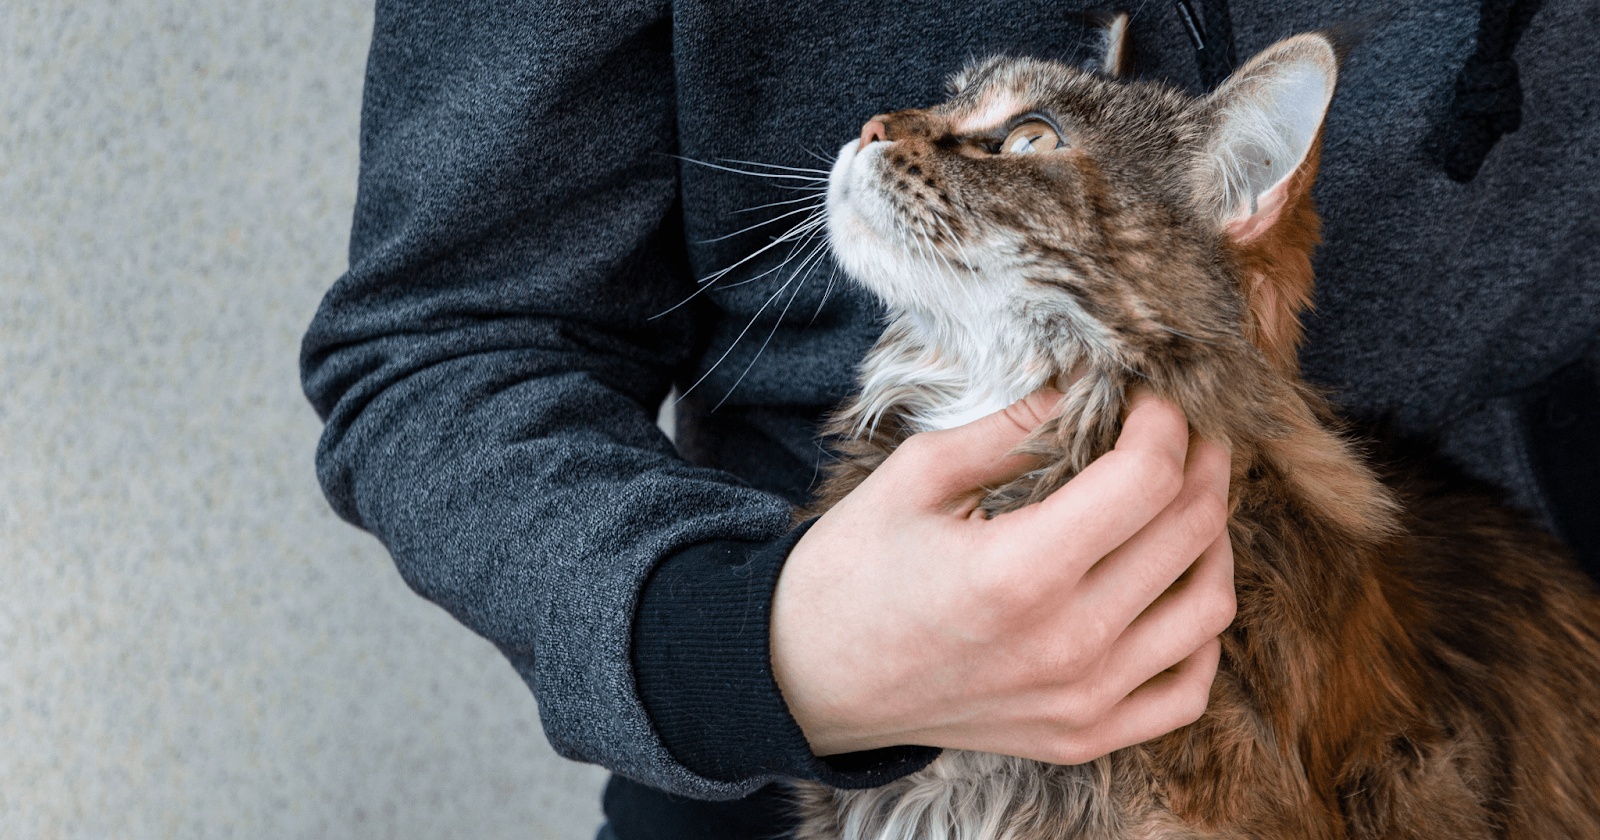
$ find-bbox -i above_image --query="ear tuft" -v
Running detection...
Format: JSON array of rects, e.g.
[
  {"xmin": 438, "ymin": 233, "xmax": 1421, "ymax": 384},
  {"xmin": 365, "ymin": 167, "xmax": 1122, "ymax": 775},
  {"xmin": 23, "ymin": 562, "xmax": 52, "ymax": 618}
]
[
  {"xmin": 1196, "ymin": 34, "xmax": 1337, "ymax": 241},
  {"xmin": 1076, "ymin": 11, "xmax": 1131, "ymax": 77}
]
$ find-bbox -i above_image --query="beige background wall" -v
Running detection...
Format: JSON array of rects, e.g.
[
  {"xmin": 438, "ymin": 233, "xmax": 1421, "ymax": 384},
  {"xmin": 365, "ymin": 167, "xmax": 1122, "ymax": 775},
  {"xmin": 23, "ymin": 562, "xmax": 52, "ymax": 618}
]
[{"xmin": 2, "ymin": 2, "xmax": 610, "ymax": 836}]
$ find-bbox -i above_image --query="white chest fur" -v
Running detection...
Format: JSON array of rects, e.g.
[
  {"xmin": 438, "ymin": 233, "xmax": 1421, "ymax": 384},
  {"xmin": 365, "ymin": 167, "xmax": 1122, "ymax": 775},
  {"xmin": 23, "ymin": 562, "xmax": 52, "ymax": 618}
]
[{"xmin": 845, "ymin": 312, "xmax": 1057, "ymax": 437}]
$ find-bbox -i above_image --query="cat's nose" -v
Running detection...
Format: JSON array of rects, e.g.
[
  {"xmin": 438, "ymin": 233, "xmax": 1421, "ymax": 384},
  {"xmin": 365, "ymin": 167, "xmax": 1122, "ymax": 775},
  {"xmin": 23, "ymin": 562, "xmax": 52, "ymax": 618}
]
[{"xmin": 859, "ymin": 118, "xmax": 889, "ymax": 150}]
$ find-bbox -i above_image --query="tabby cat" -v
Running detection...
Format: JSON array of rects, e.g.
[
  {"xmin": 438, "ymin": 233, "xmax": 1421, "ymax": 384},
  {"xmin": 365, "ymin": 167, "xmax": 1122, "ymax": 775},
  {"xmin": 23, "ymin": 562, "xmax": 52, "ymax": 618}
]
[{"xmin": 791, "ymin": 22, "xmax": 1600, "ymax": 840}]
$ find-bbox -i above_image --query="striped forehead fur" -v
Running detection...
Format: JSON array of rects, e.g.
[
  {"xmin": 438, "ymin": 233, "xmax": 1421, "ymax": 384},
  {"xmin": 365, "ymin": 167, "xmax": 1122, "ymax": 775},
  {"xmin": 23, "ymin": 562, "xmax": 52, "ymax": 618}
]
[{"xmin": 825, "ymin": 53, "xmax": 1231, "ymax": 442}]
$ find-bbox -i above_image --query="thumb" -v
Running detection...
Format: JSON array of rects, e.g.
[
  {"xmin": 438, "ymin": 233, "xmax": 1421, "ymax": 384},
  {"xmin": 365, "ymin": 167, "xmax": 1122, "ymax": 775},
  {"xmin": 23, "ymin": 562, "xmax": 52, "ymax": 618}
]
[{"xmin": 899, "ymin": 388, "xmax": 1064, "ymax": 509}]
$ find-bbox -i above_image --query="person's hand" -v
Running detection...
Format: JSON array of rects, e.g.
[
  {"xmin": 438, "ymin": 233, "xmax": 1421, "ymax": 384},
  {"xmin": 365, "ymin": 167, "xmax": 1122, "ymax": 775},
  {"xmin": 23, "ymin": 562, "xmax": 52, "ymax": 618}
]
[{"xmin": 770, "ymin": 388, "xmax": 1234, "ymax": 764}]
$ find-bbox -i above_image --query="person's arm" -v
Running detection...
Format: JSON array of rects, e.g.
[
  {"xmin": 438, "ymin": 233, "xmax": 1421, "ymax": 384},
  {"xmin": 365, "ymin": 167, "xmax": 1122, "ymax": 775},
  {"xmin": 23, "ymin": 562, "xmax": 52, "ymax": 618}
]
[
  {"xmin": 304, "ymin": 0, "xmax": 1236, "ymax": 800},
  {"xmin": 300, "ymin": 0, "xmax": 806, "ymax": 799},
  {"xmin": 629, "ymin": 389, "xmax": 1237, "ymax": 787}
]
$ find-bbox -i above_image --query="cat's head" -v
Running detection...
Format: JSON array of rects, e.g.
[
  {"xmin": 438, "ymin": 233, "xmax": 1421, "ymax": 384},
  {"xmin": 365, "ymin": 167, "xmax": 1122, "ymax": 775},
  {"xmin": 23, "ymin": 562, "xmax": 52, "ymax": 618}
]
[{"xmin": 826, "ymin": 32, "xmax": 1339, "ymax": 419}]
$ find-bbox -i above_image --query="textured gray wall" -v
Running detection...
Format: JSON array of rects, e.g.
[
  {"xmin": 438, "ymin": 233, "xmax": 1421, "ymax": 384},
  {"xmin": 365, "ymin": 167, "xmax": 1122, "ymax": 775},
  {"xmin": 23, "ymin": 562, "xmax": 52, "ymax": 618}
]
[{"xmin": 2, "ymin": 2, "xmax": 609, "ymax": 837}]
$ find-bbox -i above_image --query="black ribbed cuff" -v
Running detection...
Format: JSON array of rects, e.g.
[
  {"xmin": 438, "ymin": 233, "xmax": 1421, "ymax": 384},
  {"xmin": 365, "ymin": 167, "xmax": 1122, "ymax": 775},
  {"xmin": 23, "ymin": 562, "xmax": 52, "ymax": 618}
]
[{"xmin": 631, "ymin": 521, "xmax": 941, "ymax": 788}]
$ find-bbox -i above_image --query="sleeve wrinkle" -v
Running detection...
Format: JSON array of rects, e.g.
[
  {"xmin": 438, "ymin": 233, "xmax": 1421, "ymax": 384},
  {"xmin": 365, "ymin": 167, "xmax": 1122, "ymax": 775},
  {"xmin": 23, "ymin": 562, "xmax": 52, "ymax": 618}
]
[{"xmin": 297, "ymin": 0, "xmax": 824, "ymax": 798}]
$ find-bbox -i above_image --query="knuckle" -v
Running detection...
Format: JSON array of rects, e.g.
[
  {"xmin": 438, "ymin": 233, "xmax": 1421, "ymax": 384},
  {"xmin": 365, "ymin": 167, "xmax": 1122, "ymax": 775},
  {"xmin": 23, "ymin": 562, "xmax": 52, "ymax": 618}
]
[
  {"xmin": 1037, "ymin": 637, "xmax": 1098, "ymax": 681},
  {"xmin": 1033, "ymin": 619, "xmax": 1113, "ymax": 675},
  {"xmin": 893, "ymin": 431, "xmax": 940, "ymax": 464},
  {"xmin": 1198, "ymin": 438, "xmax": 1233, "ymax": 480},
  {"xmin": 1014, "ymin": 654, "xmax": 1065, "ymax": 695},
  {"xmin": 1176, "ymin": 685, "xmax": 1211, "ymax": 727},
  {"xmin": 1000, "ymin": 397, "xmax": 1049, "ymax": 434},
  {"xmin": 1127, "ymin": 447, "xmax": 1185, "ymax": 503},
  {"xmin": 1182, "ymin": 494, "xmax": 1229, "ymax": 545},
  {"xmin": 1045, "ymin": 736, "xmax": 1101, "ymax": 766},
  {"xmin": 1201, "ymin": 588, "xmax": 1238, "ymax": 634},
  {"xmin": 1043, "ymin": 704, "xmax": 1088, "ymax": 735},
  {"xmin": 1051, "ymin": 686, "xmax": 1113, "ymax": 731},
  {"xmin": 1075, "ymin": 621, "xmax": 1115, "ymax": 659}
]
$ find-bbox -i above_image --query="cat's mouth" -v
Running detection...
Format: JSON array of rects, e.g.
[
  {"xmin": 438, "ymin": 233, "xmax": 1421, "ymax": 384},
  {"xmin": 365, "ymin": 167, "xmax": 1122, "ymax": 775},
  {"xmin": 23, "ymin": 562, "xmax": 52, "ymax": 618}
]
[
  {"xmin": 826, "ymin": 138, "xmax": 972, "ymax": 316},
  {"xmin": 826, "ymin": 140, "xmax": 896, "ymax": 251},
  {"xmin": 826, "ymin": 140, "xmax": 906, "ymax": 299}
]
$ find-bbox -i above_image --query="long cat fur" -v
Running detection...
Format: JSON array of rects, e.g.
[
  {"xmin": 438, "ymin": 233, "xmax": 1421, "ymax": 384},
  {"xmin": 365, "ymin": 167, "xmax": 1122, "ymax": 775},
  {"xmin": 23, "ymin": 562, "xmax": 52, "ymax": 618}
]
[{"xmin": 789, "ymin": 27, "xmax": 1600, "ymax": 840}]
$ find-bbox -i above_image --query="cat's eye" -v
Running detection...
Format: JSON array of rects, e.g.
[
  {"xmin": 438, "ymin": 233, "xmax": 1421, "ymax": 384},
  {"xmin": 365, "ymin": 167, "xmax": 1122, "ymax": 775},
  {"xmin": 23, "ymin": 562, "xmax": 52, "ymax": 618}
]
[{"xmin": 1001, "ymin": 120, "xmax": 1064, "ymax": 155}]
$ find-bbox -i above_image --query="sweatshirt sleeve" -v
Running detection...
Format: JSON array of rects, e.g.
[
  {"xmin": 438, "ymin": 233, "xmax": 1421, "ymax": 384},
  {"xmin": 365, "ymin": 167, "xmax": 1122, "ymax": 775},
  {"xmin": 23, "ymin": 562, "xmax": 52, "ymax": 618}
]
[
  {"xmin": 631, "ymin": 523, "xmax": 942, "ymax": 789},
  {"xmin": 299, "ymin": 0, "xmax": 798, "ymax": 799}
]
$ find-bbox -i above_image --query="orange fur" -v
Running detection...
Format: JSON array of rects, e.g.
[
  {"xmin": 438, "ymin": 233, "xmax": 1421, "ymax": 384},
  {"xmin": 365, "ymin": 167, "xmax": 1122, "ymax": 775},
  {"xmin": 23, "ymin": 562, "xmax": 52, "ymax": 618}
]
[
  {"xmin": 1230, "ymin": 136, "xmax": 1323, "ymax": 375},
  {"xmin": 796, "ymin": 38, "xmax": 1600, "ymax": 839}
]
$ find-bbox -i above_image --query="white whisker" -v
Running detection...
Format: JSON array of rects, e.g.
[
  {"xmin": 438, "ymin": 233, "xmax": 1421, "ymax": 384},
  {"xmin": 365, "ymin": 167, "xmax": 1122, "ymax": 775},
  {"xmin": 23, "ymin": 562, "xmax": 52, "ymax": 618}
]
[
  {"xmin": 673, "ymin": 155, "xmax": 827, "ymax": 182},
  {"xmin": 733, "ymin": 194, "xmax": 828, "ymax": 214},
  {"xmin": 649, "ymin": 216, "xmax": 823, "ymax": 319},
  {"xmin": 697, "ymin": 202, "xmax": 828, "ymax": 244},
  {"xmin": 678, "ymin": 272, "xmax": 800, "ymax": 403},
  {"xmin": 933, "ymin": 216, "xmax": 978, "ymax": 272},
  {"xmin": 717, "ymin": 157, "xmax": 831, "ymax": 175},
  {"xmin": 811, "ymin": 259, "xmax": 841, "ymax": 324},
  {"xmin": 918, "ymin": 225, "xmax": 983, "ymax": 320},
  {"xmin": 714, "ymin": 238, "xmax": 831, "ymax": 408},
  {"xmin": 1153, "ymin": 323, "xmax": 1217, "ymax": 345},
  {"xmin": 914, "ymin": 225, "xmax": 960, "ymax": 286},
  {"xmin": 695, "ymin": 215, "xmax": 823, "ymax": 285},
  {"xmin": 923, "ymin": 225, "xmax": 961, "ymax": 279},
  {"xmin": 654, "ymin": 152, "xmax": 837, "ymax": 402},
  {"xmin": 719, "ymin": 220, "xmax": 827, "ymax": 290}
]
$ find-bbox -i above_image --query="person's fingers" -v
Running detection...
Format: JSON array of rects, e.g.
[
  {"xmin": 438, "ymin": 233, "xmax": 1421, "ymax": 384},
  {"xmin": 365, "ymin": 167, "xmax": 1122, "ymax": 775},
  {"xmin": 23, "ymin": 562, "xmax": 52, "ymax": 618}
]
[
  {"xmin": 895, "ymin": 388, "xmax": 1064, "ymax": 510},
  {"xmin": 1098, "ymin": 531, "xmax": 1235, "ymax": 698},
  {"xmin": 1000, "ymin": 390, "xmax": 1191, "ymax": 567},
  {"xmin": 1078, "ymin": 435, "xmax": 1231, "ymax": 628},
  {"xmin": 1111, "ymin": 388, "xmax": 1190, "ymax": 463},
  {"xmin": 1045, "ymin": 637, "xmax": 1222, "ymax": 765}
]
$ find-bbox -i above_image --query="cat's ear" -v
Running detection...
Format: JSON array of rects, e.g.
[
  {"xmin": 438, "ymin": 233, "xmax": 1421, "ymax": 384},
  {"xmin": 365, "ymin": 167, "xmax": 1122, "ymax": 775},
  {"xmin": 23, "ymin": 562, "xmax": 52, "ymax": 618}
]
[
  {"xmin": 1197, "ymin": 34, "xmax": 1337, "ymax": 242},
  {"xmin": 1077, "ymin": 11, "xmax": 1131, "ymax": 77},
  {"xmin": 1198, "ymin": 34, "xmax": 1337, "ymax": 372}
]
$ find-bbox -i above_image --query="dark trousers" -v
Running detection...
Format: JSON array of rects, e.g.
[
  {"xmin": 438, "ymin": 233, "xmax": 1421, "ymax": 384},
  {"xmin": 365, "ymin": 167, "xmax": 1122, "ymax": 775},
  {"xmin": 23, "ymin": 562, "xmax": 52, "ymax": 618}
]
[{"xmin": 600, "ymin": 775, "xmax": 798, "ymax": 840}]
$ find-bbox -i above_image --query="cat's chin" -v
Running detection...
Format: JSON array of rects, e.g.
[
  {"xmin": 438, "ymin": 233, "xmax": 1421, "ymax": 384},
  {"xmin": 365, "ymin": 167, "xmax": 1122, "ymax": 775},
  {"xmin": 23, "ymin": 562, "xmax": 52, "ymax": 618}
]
[
  {"xmin": 827, "ymin": 139, "xmax": 975, "ymax": 318},
  {"xmin": 825, "ymin": 140, "xmax": 906, "ymax": 300}
]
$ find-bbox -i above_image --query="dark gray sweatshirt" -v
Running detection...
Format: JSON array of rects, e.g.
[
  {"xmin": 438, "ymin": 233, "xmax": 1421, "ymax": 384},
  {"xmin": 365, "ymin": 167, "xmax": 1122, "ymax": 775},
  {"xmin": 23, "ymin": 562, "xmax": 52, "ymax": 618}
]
[{"xmin": 301, "ymin": 0, "xmax": 1599, "ymax": 813}]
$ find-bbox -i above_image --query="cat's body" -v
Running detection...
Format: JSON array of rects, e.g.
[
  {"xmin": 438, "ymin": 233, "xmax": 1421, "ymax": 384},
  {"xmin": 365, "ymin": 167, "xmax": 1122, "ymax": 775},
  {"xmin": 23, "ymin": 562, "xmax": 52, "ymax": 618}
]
[{"xmin": 791, "ymin": 27, "xmax": 1600, "ymax": 840}]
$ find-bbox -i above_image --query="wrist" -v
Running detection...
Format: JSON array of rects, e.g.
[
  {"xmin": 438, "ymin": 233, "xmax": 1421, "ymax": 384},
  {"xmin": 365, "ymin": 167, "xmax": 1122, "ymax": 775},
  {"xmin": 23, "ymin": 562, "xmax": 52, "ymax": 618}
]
[
  {"xmin": 631, "ymin": 527, "xmax": 811, "ymax": 783},
  {"xmin": 633, "ymin": 520, "xmax": 942, "ymax": 787}
]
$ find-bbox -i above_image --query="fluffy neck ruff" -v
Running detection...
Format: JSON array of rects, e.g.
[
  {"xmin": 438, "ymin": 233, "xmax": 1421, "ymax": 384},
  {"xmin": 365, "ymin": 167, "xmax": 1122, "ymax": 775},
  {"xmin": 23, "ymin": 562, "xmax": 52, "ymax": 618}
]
[
  {"xmin": 819, "ymin": 293, "xmax": 1399, "ymax": 553},
  {"xmin": 838, "ymin": 312, "xmax": 1055, "ymax": 435}
]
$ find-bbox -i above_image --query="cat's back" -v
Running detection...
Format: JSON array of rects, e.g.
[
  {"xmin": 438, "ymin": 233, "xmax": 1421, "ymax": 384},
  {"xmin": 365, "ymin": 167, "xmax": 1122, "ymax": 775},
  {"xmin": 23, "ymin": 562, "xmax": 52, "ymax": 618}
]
[{"xmin": 1366, "ymin": 437, "xmax": 1600, "ymax": 837}]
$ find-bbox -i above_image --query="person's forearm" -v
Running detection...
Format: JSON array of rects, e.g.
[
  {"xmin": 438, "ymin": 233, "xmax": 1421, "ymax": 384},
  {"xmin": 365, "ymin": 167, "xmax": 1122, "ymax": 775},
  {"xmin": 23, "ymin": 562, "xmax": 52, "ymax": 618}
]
[{"xmin": 301, "ymin": 0, "xmax": 798, "ymax": 799}]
